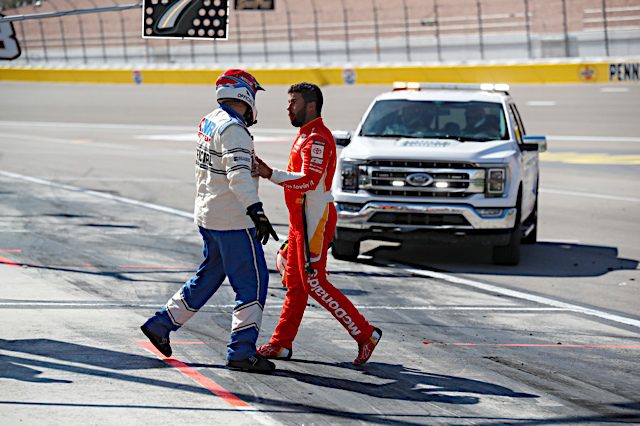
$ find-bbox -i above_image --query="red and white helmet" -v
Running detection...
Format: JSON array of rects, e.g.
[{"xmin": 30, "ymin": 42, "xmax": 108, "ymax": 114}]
[
  {"xmin": 275, "ymin": 239, "xmax": 289, "ymax": 279},
  {"xmin": 215, "ymin": 69, "xmax": 264, "ymax": 126}
]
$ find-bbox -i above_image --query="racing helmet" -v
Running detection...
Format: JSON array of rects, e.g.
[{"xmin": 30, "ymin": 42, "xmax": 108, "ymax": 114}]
[
  {"xmin": 215, "ymin": 69, "xmax": 264, "ymax": 126},
  {"xmin": 275, "ymin": 239, "xmax": 289, "ymax": 277}
]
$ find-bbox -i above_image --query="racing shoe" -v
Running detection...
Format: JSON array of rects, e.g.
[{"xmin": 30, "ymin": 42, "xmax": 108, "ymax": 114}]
[
  {"xmin": 257, "ymin": 343, "xmax": 292, "ymax": 360},
  {"xmin": 140, "ymin": 319, "xmax": 172, "ymax": 358},
  {"xmin": 226, "ymin": 354, "xmax": 275, "ymax": 374},
  {"xmin": 353, "ymin": 327, "xmax": 382, "ymax": 366}
]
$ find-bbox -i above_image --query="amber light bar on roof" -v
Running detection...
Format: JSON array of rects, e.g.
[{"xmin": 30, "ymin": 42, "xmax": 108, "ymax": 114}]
[{"xmin": 392, "ymin": 82, "xmax": 510, "ymax": 93}]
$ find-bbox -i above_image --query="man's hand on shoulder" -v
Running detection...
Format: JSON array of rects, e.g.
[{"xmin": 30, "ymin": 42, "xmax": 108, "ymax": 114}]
[{"xmin": 246, "ymin": 202, "xmax": 279, "ymax": 245}]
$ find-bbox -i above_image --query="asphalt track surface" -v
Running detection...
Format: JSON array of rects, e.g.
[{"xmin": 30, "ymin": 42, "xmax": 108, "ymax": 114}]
[{"xmin": 0, "ymin": 82, "xmax": 639, "ymax": 425}]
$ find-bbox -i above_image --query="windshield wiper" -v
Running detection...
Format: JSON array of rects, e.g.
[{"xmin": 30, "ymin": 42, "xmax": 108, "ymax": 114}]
[
  {"xmin": 361, "ymin": 133, "xmax": 416, "ymax": 138},
  {"xmin": 439, "ymin": 135, "xmax": 499, "ymax": 142}
]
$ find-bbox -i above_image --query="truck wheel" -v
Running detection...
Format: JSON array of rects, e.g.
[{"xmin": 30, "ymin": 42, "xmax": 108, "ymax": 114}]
[
  {"xmin": 331, "ymin": 239, "xmax": 360, "ymax": 261},
  {"xmin": 522, "ymin": 197, "xmax": 538, "ymax": 245},
  {"xmin": 493, "ymin": 189, "xmax": 522, "ymax": 265},
  {"xmin": 492, "ymin": 223, "xmax": 521, "ymax": 265}
]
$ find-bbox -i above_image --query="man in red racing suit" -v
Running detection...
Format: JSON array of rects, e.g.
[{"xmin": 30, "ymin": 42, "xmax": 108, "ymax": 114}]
[{"xmin": 254, "ymin": 82, "xmax": 382, "ymax": 365}]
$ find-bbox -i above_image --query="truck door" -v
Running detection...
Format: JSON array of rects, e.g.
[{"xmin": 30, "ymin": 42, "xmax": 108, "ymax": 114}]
[{"xmin": 509, "ymin": 103, "xmax": 537, "ymax": 219}]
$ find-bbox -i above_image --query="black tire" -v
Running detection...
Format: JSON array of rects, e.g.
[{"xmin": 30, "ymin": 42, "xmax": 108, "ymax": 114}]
[
  {"xmin": 522, "ymin": 197, "xmax": 538, "ymax": 245},
  {"xmin": 492, "ymin": 189, "xmax": 522, "ymax": 265},
  {"xmin": 331, "ymin": 238, "xmax": 360, "ymax": 261},
  {"xmin": 492, "ymin": 222, "xmax": 522, "ymax": 265}
]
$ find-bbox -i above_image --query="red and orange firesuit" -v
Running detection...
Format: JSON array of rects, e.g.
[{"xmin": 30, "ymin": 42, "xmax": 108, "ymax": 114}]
[{"xmin": 267, "ymin": 117, "xmax": 375, "ymax": 349}]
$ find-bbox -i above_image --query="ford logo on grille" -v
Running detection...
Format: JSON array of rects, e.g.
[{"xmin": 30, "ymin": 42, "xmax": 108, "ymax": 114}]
[{"xmin": 406, "ymin": 173, "xmax": 433, "ymax": 187}]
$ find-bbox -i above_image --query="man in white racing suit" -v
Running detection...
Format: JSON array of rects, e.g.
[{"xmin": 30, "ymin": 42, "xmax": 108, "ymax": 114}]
[{"xmin": 141, "ymin": 69, "xmax": 278, "ymax": 373}]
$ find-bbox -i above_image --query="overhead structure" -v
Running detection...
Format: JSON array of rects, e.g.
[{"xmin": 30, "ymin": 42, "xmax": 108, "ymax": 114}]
[{"xmin": 143, "ymin": 0, "xmax": 229, "ymax": 40}]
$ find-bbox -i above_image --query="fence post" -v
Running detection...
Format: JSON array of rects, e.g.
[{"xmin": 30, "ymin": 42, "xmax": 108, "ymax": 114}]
[
  {"xmin": 476, "ymin": 0, "xmax": 484, "ymax": 60},
  {"xmin": 49, "ymin": 2, "xmax": 68, "ymax": 62},
  {"xmin": 62, "ymin": 0, "xmax": 87, "ymax": 64},
  {"xmin": 434, "ymin": 0, "xmax": 442, "ymax": 62},
  {"xmin": 235, "ymin": 13, "xmax": 243, "ymax": 63},
  {"xmin": 524, "ymin": 0, "xmax": 532, "ymax": 58},
  {"xmin": 561, "ymin": 0, "xmax": 570, "ymax": 57},
  {"xmin": 372, "ymin": 0, "xmax": 381, "ymax": 61},
  {"xmin": 283, "ymin": 0, "xmax": 294, "ymax": 63},
  {"xmin": 18, "ymin": 20, "xmax": 29, "ymax": 63},
  {"xmin": 261, "ymin": 11, "xmax": 269, "ymax": 62},
  {"xmin": 78, "ymin": 13, "xmax": 87, "ymax": 63},
  {"xmin": 342, "ymin": 4, "xmax": 350, "ymax": 62},
  {"xmin": 310, "ymin": 0, "xmax": 321, "ymax": 63},
  {"xmin": 109, "ymin": 0, "xmax": 128, "ymax": 63},
  {"xmin": 601, "ymin": 0, "xmax": 610, "ymax": 56},
  {"xmin": 402, "ymin": 0, "xmax": 411, "ymax": 62},
  {"xmin": 37, "ymin": 17, "xmax": 48, "ymax": 61},
  {"xmin": 87, "ymin": 0, "xmax": 107, "ymax": 62}
]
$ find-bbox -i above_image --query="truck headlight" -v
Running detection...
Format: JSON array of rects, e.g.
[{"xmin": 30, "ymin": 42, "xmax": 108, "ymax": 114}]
[
  {"xmin": 486, "ymin": 168, "xmax": 506, "ymax": 196},
  {"xmin": 341, "ymin": 161, "xmax": 369, "ymax": 192}
]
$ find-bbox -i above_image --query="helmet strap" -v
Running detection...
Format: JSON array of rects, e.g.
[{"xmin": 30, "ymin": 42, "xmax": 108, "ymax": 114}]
[{"xmin": 243, "ymin": 108, "xmax": 256, "ymax": 127}]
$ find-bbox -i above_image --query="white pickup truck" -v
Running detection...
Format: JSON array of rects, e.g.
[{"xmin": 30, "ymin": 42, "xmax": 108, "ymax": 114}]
[{"xmin": 331, "ymin": 83, "xmax": 547, "ymax": 265}]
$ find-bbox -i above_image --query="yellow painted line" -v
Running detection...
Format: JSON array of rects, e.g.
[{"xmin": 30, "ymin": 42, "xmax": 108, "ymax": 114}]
[
  {"xmin": 1, "ymin": 62, "xmax": 637, "ymax": 85},
  {"xmin": 540, "ymin": 152, "xmax": 640, "ymax": 165}
]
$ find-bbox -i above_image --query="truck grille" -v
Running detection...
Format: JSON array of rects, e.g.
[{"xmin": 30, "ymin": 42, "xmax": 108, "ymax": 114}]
[
  {"xmin": 369, "ymin": 212, "xmax": 470, "ymax": 226},
  {"xmin": 362, "ymin": 162, "xmax": 485, "ymax": 198}
]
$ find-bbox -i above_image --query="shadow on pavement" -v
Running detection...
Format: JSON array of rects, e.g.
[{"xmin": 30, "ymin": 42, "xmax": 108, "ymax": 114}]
[
  {"xmin": 4, "ymin": 339, "xmax": 636, "ymax": 424},
  {"xmin": 273, "ymin": 360, "xmax": 537, "ymax": 405},
  {"xmin": 365, "ymin": 241, "xmax": 638, "ymax": 277}
]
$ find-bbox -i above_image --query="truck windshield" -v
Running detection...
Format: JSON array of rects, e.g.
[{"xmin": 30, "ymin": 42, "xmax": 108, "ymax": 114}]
[{"xmin": 360, "ymin": 100, "xmax": 509, "ymax": 141}]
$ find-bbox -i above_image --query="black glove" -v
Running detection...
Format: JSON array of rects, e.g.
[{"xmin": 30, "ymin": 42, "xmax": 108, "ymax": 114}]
[{"xmin": 246, "ymin": 202, "xmax": 279, "ymax": 245}]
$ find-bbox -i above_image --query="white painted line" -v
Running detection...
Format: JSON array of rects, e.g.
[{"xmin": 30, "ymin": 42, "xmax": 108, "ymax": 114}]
[
  {"xmin": 0, "ymin": 170, "xmax": 193, "ymax": 219},
  {"xmin": 0, "ymin": 120, "xmax": 194, "ymax": 132},
  {"xmin": 600, "ymin": 87, "xmax": 630, "ymax": 93},
  {"xmin": 540, "ymin": 188, "xmax": 640, "ymax": 203},
  {"xmin": 4, "ymin": 169, "xmax": 638, "ymax": 331},
  {"xmin": 0, "ymin": 301, "xmax": 569, "ymax": 312},
  {"xmin": 38, "ymin": 177, "xmax": 181, "ymax": 182},
  {"xmin": 0, "ymin": 131, "xmax": 138, "ymax": 150},
  {"xmin": 393, "ymin": 265, "xmax": 640, "ymax": 329},
  {"xmin": 546, "ymin": 135, "xmax": 640, "ymax": 143},
  {"xmin": 526, "ymin": 101, "xmax": 557, "ymax": 106},
  {"xmin": 358, "ymin": 306, "xmax": 568, "ymax": 311},
  {"xmin": 135, "ymin": 133, "xmax": 195, "ymax": 142},
  {"xmin": 0, "ymin": 120, "xmax": 296, "ymax": 135},
  {"xmin": 136, "ymin": 133, "xmax": 288, "ymax": 143}
]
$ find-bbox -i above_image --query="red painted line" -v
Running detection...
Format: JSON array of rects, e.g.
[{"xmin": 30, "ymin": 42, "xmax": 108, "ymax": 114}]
[
  {"xmin": 0, "ymin": 249, "xmax": 22, "ymax": 253},
  {"xmin": 423, "ymin": 341, "xmax": 640, "ymax": 349},
  {"xmin": 137, "ymin": 341, "xmax": 249, "ymax": 407},
  {"xmin": 120, "ymin": 265, "xmax": 192, "ymax": 269},
  {"xmin": 495, "ymin": 343, "xmax": 640, "ymax": 349},
  {"xmin": 0, "ymin": 256, "xmax": 19, "ymax": 267}
]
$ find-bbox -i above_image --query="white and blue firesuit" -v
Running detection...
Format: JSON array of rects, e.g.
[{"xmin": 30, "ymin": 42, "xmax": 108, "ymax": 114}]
[{"xmin": 145, "ymin": 104, "xmax": 269, "ymax": 361}]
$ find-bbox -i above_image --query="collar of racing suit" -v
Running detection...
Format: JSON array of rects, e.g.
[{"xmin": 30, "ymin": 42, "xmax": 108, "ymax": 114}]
[
  {"xmin": 298, "ymin": 117, "xmax": 324, "ymax": 135},
  {"xmin": 219, "ymin": 103, "xmax": 248, "ymax": 127}
]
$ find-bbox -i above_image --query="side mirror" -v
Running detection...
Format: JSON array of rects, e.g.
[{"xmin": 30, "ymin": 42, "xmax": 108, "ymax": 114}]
[
  {"xmin": 333, "ymin": 130, "xmax": 352, "ymax": 147},
  {"xmin": 521, "ymin": 135, "xmax": 547, "ymax": 153}
]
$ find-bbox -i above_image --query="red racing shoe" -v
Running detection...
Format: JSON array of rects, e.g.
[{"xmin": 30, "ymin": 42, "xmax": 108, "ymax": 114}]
[
  {"xmin": 257, "ymin": 343, "xmax": 292, "ymax": 360},
  {"xmin": 353, "ymin": 327, "xmax": 382, "ymax": 365}
]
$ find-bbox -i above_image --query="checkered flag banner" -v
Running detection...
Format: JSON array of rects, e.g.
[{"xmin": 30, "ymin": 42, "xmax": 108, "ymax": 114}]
[{"xmin": 142, "ymin": 0, "xmax": 229, "ymax": 40}]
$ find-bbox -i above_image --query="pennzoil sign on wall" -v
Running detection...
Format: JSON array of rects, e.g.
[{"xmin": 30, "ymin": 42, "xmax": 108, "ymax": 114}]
[
  {"xmin": 0, "ymin": 14, "xmax": 21, "ymax": 60},
  {"xmin": 142, "ymin": 0, "xmax": 229, "ymax": 40}
]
